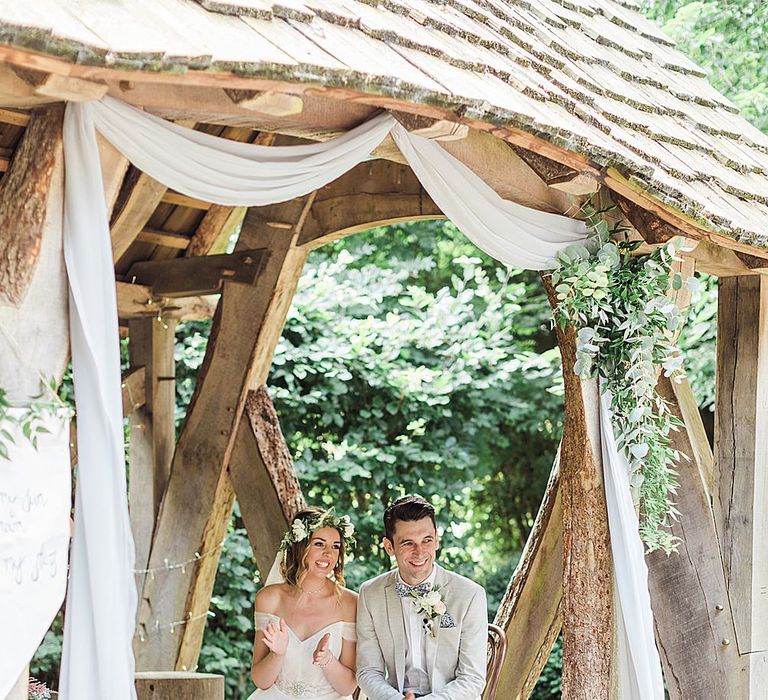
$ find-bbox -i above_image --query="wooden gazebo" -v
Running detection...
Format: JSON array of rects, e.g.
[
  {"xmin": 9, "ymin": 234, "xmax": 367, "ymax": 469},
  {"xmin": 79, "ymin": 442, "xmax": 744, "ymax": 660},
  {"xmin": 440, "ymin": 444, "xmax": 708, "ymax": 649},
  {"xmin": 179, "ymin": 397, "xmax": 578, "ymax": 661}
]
[{"xmin": 0, "ymin": 1, "xmax": 766, "ymax": 698}]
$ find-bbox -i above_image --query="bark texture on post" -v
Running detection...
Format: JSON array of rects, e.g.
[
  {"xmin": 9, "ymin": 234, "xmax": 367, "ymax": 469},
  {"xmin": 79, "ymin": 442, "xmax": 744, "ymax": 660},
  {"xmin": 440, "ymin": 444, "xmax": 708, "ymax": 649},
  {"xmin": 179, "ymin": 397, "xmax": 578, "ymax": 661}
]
[
  {"xmin": 230, "ymin": 387, "xmax": 305, "ymax": 579},
  {"xmin": 0, "ymin": 105, "xmax": 62, "ymax": 306},
  {"xmin": 493, "ymin": 458, "xmax": 562, "ymax": 700},
  {"xmin": 543, "ymin": 275, "xmax": 613, "ymax": 699}
]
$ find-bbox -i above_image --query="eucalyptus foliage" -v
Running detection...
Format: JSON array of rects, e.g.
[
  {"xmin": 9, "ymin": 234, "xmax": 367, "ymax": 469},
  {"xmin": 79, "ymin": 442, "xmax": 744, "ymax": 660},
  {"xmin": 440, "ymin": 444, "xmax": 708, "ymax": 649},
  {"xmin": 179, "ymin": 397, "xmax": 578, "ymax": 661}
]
[
  {"xmin": 551, "ymin": 203, "xmax": 690, "ymax": 552},
  {"xmin": 0, "ymin": 379, "xmax": 73, "ymax": 460}
]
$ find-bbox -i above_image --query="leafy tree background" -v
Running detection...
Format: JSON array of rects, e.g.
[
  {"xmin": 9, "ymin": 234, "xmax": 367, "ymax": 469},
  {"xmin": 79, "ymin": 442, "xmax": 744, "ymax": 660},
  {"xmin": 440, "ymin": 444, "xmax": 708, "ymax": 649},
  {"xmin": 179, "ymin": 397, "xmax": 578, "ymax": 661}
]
[{"xmin": 29, "ymin": 1, "xmax": 757, "ymax": 697}]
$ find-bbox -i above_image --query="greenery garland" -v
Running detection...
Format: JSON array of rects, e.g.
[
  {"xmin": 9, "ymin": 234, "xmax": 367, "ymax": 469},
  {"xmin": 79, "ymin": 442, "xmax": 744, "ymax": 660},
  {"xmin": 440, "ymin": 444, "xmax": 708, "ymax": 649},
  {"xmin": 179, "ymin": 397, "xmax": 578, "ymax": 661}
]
[
  {"xmin": 550, "ymin": 202, "xmax": 693, "ymax": 553},
  {"xmin": 0, "ymin": 378, "xmax": 73, "ymax": 460}
]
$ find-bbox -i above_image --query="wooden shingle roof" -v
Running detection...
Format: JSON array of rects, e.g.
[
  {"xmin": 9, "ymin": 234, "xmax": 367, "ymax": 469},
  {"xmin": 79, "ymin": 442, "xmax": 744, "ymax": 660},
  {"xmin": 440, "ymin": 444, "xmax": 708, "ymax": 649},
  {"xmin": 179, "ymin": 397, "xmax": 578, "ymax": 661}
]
[{"xmin": 1, "ymin": 0, "xmax": 767, "ymax": 247}]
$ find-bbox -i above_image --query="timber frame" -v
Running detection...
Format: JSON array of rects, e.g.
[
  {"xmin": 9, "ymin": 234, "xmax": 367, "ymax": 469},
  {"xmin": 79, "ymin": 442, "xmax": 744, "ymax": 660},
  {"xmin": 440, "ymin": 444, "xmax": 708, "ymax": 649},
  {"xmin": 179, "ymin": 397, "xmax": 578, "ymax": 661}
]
[{"xmin": 1, "ymin": 2, "xmax": 768, "ymax": 698}]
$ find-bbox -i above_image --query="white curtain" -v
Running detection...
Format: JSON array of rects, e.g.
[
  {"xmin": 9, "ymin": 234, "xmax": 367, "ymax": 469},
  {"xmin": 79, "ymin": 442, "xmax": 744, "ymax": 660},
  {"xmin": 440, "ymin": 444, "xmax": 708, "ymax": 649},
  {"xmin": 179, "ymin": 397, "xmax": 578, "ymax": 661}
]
[
  {"xmin": 60, "ymin": 96, "xmax": 659, "ymax": 699},
  {"xmin": 600, "ymin": 392, "xmax": 665, "ymax": 699}
]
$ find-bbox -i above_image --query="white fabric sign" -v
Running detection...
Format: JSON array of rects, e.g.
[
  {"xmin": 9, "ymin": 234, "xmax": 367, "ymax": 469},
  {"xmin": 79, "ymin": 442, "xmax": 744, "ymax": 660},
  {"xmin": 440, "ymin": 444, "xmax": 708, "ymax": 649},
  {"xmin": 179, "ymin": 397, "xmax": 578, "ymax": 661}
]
[
  {"xmin": 0, "ymin": 411, "xmax": 70, "ymax": 699},
  {"xmin": 60, "ymin": 95, "xmax": 659, "ymax": 698}
]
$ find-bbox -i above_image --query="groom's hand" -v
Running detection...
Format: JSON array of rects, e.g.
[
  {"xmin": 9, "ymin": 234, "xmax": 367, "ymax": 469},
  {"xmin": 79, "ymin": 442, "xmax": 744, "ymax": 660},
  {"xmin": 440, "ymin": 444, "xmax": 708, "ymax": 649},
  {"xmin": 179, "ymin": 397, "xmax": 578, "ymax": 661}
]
[
  {"xmin": 403, "ymin": 692, "xmax": 416, "ymax": 700},
  {"xmin": 312, "ymin": 632, "xmax": 333, "ymax": 668}
]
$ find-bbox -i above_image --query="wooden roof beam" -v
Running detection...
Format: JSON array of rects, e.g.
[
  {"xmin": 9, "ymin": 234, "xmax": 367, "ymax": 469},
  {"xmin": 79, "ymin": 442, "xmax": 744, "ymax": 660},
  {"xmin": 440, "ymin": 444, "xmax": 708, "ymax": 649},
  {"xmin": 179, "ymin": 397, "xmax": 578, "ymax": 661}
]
[
  {"xmin": 116, "ymin": 280, "xmax": 217, "ymax": 322},
  {"xmin": 126, "ymin": 248, "xmax": 269, "ymax": 297}
]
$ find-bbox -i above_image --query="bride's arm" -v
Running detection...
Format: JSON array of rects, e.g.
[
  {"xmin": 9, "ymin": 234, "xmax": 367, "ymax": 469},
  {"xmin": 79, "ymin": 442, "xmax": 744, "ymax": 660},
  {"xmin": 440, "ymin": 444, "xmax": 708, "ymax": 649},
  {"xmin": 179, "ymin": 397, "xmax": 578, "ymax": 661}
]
[
  {"xmin": 314, "ymin": 636, "xmax": 357, "ymax": 696},
  {"xmin": 312, "ymin": 589, "xmax": 358, "ymax": 696},
  {"xmin": 250, "ymin": 589, "xmax": 288, "ymax": 689}
]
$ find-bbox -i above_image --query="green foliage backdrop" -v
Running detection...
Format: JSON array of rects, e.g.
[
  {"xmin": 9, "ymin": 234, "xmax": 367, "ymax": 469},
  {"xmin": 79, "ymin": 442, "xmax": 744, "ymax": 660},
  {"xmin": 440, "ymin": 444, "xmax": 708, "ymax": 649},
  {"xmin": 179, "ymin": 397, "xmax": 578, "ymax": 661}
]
[{"xmin": 29, "ymin": 1, "xmax": 760, "ymax": 697}]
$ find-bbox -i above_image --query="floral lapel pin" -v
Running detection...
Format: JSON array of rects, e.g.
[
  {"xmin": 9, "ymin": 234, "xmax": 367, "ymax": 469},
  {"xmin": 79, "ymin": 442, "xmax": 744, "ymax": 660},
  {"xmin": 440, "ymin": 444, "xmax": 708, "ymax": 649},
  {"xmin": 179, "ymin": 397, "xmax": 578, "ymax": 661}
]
[{"xmin": 406, "ymin": 585, "xmax": 454, "ymax": 637}]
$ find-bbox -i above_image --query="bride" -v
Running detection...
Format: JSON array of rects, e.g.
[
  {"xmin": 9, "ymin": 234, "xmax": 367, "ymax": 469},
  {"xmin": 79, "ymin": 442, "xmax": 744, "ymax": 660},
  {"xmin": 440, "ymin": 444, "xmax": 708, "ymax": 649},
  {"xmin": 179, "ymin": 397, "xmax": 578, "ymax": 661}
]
[{"xmin": 248, "ymin": 507, "xmax": 358, "ymax": 699}]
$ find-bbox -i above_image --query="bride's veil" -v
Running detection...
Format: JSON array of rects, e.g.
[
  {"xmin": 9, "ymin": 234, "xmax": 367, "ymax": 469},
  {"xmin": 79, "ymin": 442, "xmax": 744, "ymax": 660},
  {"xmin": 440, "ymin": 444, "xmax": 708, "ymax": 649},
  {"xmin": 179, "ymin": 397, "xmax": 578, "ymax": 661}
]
[{"xmin": 264, "ymin": 551, "xmax": 286, "ymax": 586}]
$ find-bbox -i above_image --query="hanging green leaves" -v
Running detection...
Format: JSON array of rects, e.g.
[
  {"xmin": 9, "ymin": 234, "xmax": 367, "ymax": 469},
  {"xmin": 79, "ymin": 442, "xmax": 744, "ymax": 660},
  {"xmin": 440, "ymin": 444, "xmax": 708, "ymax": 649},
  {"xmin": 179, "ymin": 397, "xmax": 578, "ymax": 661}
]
[
  {"xmin": 551, "ymin": 201, "xmax": 690, "ymax": 553},
  {"xmin": 0, "ymin": 378, "xmax": 73, "ymax": 460}
]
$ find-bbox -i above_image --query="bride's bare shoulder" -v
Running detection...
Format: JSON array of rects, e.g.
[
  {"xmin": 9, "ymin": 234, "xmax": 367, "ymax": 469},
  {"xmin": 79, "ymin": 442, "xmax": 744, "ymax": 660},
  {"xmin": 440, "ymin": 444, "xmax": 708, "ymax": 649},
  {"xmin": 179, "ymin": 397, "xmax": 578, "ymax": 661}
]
[
  {"xmin": 255, "ymin": 583, "xmax": 290, "ymax": 612},
  {"xmin": 339, "ymin": 586, "xmax": 358, "ymax": 620}
]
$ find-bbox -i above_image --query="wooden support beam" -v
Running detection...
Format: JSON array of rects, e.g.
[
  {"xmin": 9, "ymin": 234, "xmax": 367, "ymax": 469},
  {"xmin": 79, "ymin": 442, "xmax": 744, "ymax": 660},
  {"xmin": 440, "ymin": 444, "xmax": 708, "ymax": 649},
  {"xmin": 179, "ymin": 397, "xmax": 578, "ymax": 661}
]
[
  {"xmin": 137, "ymin": 228, "xmax": 191, "ymax": 250},
  {"xmin": 116, "ymin": 281, "xmax": 217, "ymax": 322},
  {"xmin": 10, "ymin": 66, "xmax": 107, "ymax": 102},
  {"xmin": 0, "ymin": 105, "xmax": 62, "ymax": 306},
  {"xmin": 510, "ymin": 145, "xmax": 599, "ymax": 195},
  {"xmin": 647, "ymin": 376, "xmax": 751, "ymax": 699},
  {"xmin": 111, "ymin": 166, "xmax": 169, "ymax": 263},
  {"xmin": 714, "ymin": 276, "xmax": 768, "ymax": 654},
  {"xmin": 126, "ymin": 248, "xmax": 269, "ymax": 297},
  {"xmin": 229, "ymin": 387, "xmax": 305, "ymax": 578},
  {"xmin": 122, "ymin": 366, "xmax": 147, "ymax": 415},
  {"xmin": 494, "ymin": 457, "xmax": 562, "ymax": 699},
  {"xmin": 136, "ymin": 198, "xmax": 312, "ymax": 671},
  {"xmin": 161, "ymin": 191, "xmax": 211, "ymax": 210},
  {"xmin": 298, "ymin": 159, "xmax": 442, "ymax": 249},
  {"xmin": 128, "ymin": 317, "xmax": 178, "ymax": 583},
  {"xmin": 225, "ymin": 89, "xmax": 304, "ymax": 117},
  {"xmin": 0, "ymin": 108, "xmax": 29, "ymax": 126},
  {"xmin": 391, "ymin": 111, "xmax": 468, "ymax": 141},
  {"xmin": 543, "ymin": 276, "xmax": 612, "ymax": 699}
]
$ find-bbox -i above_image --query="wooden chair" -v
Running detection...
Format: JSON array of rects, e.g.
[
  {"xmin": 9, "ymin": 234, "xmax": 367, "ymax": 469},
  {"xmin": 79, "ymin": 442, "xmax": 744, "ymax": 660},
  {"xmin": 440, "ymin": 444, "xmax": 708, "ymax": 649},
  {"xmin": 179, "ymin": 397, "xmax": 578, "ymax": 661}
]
[
  {"xmin": 484, "ymin": 623, "xmax": 508, "ymax": 700},
  {"xmin": 353, "ymin": 623, "xmax": 508, "ymax": 700}
]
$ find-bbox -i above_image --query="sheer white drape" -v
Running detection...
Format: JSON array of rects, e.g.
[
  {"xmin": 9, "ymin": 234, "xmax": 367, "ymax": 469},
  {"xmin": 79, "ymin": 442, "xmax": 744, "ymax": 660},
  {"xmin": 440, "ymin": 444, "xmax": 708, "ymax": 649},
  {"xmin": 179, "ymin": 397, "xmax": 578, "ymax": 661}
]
[
  {"xmin": 600, "ymin": 391, "xmax": 665, "ymax": 699},
  {"xmin": 60, "ymin": 96, "xmax": 659, "ymax": 699}
]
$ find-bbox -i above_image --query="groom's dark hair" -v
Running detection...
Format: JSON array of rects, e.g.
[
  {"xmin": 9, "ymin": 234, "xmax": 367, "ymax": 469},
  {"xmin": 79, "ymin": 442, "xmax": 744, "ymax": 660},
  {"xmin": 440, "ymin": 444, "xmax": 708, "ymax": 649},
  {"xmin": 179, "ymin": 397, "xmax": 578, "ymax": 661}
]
[{"xmin": 384, "ymin": 495, "xmax": 436, "ymax": 541}]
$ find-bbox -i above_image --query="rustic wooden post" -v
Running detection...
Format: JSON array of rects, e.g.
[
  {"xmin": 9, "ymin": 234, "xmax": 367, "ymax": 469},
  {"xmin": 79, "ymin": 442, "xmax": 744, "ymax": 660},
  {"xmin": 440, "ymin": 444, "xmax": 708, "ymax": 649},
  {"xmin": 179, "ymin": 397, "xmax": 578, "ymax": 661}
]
[
  {"xmin": 135, "ymin": 197, "xmax": 312, "ymax": 671},
  {"xmin": 493, "ymin": 458, "xmax": 562, "ymax": 699},
  {"xmin": 647, "ymin": 376, "xmax": 749, "ymax": 699},
  {"xmin": 229, "ymin": 387, "xmax": 305, "ymax": 579},
  {"xmin": 713, "ymin": 275, "xmax": 768, "ymax": 691},
  {"xmin": 543, "ymin": 277, "xmax": 613, "ymax": 699},
  {"xmin": 128, "ymin": 316, "xmax": 178, "ymax": 585}
]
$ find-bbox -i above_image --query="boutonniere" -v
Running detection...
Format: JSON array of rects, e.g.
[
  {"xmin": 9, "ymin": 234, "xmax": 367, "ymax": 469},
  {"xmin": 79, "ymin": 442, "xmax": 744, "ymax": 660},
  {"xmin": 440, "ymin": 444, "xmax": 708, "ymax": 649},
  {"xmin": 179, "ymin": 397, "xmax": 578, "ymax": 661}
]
[{"xmin": 407, "ymin": 585, "xmax": 449, "ymax": 638}]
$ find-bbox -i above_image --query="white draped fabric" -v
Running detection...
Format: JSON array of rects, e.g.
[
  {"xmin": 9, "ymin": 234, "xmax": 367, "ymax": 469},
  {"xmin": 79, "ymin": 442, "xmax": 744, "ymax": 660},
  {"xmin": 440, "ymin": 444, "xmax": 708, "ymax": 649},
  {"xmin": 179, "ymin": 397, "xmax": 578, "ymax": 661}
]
[
  {"xmin": 600, "ymin": 392, "xmax": 665, "ymax": 699},
  {"xmin": 59, "ymin": 96, "xmax": 660, "ymax": 699}
]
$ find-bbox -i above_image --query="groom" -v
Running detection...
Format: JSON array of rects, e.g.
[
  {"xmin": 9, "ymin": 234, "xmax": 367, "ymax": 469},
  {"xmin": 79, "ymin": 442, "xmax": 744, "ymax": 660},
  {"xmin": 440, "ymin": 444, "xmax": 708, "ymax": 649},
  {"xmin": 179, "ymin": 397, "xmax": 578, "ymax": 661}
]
[{"xmin": 357, "ymin": 495, "xmax": 487, "ymax": 700}]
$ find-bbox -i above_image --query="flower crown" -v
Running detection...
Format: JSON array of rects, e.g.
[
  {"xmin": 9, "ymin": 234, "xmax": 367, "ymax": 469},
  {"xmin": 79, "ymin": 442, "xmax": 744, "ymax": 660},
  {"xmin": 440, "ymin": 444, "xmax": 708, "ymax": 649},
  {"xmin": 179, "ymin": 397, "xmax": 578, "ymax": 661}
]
[{"xmin": 279, "ymin": 509, "xmax": 355, "ymax": 553}]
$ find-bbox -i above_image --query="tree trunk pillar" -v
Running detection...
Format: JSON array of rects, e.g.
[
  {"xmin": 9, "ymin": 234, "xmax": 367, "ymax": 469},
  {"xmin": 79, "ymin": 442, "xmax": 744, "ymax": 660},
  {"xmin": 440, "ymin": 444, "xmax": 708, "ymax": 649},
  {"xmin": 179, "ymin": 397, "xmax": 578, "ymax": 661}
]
[{"xmin": 544, "ymin": 276, "xmax": 613, "ymax": 699}]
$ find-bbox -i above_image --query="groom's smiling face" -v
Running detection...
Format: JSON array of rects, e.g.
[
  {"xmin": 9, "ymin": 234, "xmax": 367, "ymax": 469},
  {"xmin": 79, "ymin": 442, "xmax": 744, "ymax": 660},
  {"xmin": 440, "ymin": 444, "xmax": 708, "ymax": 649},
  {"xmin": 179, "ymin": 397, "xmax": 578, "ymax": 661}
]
[{"xmin": 383, "ymin": 517, "xmax": 440, "ymax": 586}]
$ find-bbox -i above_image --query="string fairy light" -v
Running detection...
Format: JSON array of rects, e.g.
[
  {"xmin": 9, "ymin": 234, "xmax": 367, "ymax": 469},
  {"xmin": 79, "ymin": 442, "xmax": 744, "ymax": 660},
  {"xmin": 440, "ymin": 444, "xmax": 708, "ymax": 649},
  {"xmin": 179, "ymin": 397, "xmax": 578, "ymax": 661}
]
[
  {"xmin": 132, "ymin": 538, "xmax": 226, "ymax": 578},
  {"xmin": 135, "ymin": 610, "xmax": 215, "ymax": 642}
]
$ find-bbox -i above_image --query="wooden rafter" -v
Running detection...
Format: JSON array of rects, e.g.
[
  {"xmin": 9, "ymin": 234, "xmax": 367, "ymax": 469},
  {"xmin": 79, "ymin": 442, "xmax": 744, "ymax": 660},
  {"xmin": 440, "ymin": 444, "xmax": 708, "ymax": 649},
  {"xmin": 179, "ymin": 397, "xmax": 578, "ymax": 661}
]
[
  {"xmin": 126, "ymin": 248, "xmax": 269, "ymax": 297},
  {"xmin": 297, "ymin": 158, "xmax": 442, "ymax": 250},
  {"xmin": 116, "ymin": 281, "xmax": 217, "ymax": 322}
]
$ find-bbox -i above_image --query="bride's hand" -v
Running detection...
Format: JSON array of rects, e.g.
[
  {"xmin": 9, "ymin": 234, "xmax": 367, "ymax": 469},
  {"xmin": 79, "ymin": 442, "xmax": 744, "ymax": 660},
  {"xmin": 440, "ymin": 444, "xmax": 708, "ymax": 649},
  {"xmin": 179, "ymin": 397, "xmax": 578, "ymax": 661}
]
[
  {"xmin": 262, "ymin": 618, "xmax": 289, "ymax": 656},
  {"xmin": 312, "ymin": 632, "xmax": 333, "ymax": 668}
]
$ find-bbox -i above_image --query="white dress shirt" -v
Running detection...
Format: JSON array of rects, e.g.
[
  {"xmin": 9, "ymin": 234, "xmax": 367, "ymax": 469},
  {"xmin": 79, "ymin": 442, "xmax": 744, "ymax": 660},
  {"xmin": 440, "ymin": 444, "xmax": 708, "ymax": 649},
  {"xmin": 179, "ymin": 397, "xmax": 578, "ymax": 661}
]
[{"xmin": 398, "ymin": 566, "xmax": 437, "ymax": 695}]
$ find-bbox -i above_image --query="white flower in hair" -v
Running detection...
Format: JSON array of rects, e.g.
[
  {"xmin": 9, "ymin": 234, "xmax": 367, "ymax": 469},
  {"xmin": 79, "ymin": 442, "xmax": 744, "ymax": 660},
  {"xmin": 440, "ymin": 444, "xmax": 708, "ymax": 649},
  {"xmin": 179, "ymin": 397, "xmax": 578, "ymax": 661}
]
[{"xmin": 291, "ymin": 519, "xmax": 308, "ymax": 542}]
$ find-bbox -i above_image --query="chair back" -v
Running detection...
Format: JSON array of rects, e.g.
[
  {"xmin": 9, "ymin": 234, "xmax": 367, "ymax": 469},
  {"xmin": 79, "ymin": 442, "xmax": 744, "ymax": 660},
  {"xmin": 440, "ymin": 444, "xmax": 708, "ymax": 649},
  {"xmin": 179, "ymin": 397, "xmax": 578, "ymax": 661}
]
[{"xmin": 484, "ymin": 623, "xmax": 507, "ymax": 700}]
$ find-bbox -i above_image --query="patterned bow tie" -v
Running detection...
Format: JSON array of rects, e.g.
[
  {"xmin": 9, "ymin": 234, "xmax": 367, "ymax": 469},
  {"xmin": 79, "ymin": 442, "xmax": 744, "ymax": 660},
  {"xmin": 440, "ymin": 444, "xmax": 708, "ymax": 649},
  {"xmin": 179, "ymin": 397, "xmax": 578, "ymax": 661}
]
[{"xmin": 396, "ymin": 581, "xmax": 432, "ymax": 598}]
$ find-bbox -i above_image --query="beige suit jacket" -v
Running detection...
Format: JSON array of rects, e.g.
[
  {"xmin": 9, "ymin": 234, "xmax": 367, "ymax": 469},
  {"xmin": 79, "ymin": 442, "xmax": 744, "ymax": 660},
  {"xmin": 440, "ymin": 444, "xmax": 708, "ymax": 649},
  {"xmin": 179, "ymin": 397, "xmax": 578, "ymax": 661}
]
[{"xmin": 356, "ymin": 563, "xmax": 487, "ymax": 700}]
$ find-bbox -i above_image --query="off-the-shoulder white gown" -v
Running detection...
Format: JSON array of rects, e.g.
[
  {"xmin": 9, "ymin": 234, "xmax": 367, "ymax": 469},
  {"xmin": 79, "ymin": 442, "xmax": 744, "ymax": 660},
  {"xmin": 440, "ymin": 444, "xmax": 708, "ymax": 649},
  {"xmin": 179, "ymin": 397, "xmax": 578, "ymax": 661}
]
[{"xmin": 247, "ymin": 612, "xmax": 357, "ymax": 700}]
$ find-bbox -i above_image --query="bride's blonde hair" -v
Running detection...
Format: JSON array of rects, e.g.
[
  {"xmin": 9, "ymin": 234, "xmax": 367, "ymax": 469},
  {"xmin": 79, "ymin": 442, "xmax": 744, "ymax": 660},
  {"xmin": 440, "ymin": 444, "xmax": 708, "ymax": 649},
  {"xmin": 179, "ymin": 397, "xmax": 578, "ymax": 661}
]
[{"xmin": 281, "ymin": 507, "xmax": 347, "ymax": 594}]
